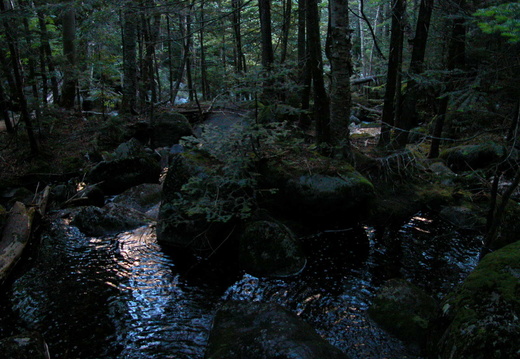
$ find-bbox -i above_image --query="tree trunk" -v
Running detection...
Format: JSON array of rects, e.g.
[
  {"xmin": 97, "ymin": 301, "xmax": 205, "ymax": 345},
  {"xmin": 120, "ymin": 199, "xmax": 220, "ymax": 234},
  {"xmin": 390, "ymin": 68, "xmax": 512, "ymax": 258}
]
[
  {"xmin": 0, "ymin": 81, "xmax": 14, "ymax": 133},
  {"xmin": 61, "ymin": 6, "xmax": 77, "ymax": 109},
  {"xmin": 428, "ymin": 0, "xmax": 466, "ymax": 158},
  {"xmin": 199, "ymin": 0, "xmax": 210, "ymax": 100},
  {"xmin": 0, "ymin": 1, "xmax": 39, "ymax": 153},
  {"xmin": 232, "ymin": 0, "xmax": 246, "ymax": 74},
  {"xmin": 328, "ymin": 0, "xmax": 352, "ymax": 159},
  {"xmin": 258, "ymin": 0, "xmax": 274, "ymax": 68},
  {"xmin": 394, "ymin": 0, "xmax": 434, "ymax": 148},
  {"xmin": 307, "ymin": 0, "xmax": 330, "ymax": 147},
  {"xmin": 122, "ymin": 5, "xmax": 138, "ymax": 114},
  {"xmin": 280, "ymin": 0, "xmax": 292, "ymax": 64},
  {"xmin": 37, "ymin": 9, "xmax": 60, "ymax": 104},
  {"xmin": 297, "ymin": 0, "xmax": 311, "ymax": 127},
  {"xmin": 378, "ymin": 0, "xmax": 404, "ymax": 148}
]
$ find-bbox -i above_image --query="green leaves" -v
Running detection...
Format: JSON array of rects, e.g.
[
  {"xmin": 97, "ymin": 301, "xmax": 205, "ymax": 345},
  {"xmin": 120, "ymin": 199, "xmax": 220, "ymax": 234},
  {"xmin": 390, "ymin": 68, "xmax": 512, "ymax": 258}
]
[{"xmin": 474, "ymin": 3, "xmax": 520, "ymax": 43}]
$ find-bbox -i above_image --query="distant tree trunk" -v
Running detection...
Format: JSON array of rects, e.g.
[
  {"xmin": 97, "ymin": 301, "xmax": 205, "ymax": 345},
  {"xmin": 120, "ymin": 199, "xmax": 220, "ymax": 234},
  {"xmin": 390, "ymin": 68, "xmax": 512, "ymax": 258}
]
[
  {"xmin": 394, "ymin": 0, "xmax": 434, "ymax": 148},
  {"xmin": 378, "ymin": 0, "xmax": 404, "ymax": 148},
  {"xmin": 0, "ymin": 0, "xmax": 39, "ymax": 153},
  {"xmin": 429, "ymin": 0, "xmax": 466, "ymax": 158},
  {"xmin": 280, "ymin": 0, "xmax": 292, "ymax": 64},
  {"xmin": 0, "ymin": 82, "xmax": 14, "ymax": 133},
  {"xmin": 328, "ymin": 0, "xmax": 352, "ymax": 159},
  {"xmin": 307, "ymin": 0, "xmax": 330, "ymax": 147},
  {"xmin": 61, "ymin": 6, "xmax": 77, "ymax": 109},
  {"xmin": 122, "ymin": 6, "xmax": 138, "ymax": 114},
  {"xmin": 185, "ymin": 6, "xmax": 195, "ymax": 102},
  {"xmin": 37, "ymin": 9, "xmax": 60, "ymax": 104},
  {"xmin": 297, "ymin": 0, "xmax": 311, "ymax": 127},
  {"xmin": 232, "ymin": 0, "xmax": 246, "ymax": 74},
  {"xmin": 199, "ymin": 0, "xmax": 210, "ymax": 100}
]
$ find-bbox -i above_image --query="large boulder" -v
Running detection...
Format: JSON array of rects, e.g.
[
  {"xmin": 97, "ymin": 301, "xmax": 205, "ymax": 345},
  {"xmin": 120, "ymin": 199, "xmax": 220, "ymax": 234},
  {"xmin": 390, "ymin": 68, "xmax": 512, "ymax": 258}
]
[
  {"xmin": 205, "ymin": 301, "xmax": 349, "ymax": 359},
  {"xmin": 239, "ymin": 220, "xmax": 306, "ymax": 277},
  {"xmin": 112, "ymin": 183, "xmax": 162, "ymax": 218},
  {"xmin": 152, "ymin": 111, "xmax": 193, "ymax": 147},
  {"xmin": 368, "ymin": 278, "xmax": 438, "ymax": 352},
  {"xmin": 440, "ymin": 142, "xmax": 505, "ymax": 172},
  {"xmin": 435, "ymin": 240, "xmax": 520, "ymax": 358},
  {"xmin": 258, "ymin": 156, "xmax": 374, "ymax": 224},
  {"xmin": 157, "ymin": 151, "xmax": 233, "ymax": 250},
  {"xmin": 0, "ymin": 332, "xmax": 50, "ymax": 359},
  {"xmin": 86, "ymin": 138, "xmax": 161, "ymax": 195}
]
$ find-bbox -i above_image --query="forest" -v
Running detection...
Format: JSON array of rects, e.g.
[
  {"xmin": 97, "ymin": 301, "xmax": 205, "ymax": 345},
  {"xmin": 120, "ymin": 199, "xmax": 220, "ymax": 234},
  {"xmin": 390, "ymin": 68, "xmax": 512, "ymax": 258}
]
[{"xmin": 1, "ymin": 0, "xmax": 520, "ymax": 358}]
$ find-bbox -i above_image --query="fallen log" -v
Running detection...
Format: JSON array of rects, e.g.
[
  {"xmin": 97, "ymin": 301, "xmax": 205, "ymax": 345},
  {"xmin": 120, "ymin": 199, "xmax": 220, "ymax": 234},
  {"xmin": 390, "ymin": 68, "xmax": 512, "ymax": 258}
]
[
  {"xmin": 0, "ymin": 185, "xmax": 50, "ymax": 285},
  {"xmin": 0, "ymin": 202, "xmax": 35, "ymax": 285}
]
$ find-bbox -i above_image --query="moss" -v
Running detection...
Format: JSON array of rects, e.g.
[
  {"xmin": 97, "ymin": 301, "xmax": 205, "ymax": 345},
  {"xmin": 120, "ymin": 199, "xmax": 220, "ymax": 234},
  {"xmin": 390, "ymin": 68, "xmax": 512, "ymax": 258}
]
[{"xmin": 438, "ymin": 240, "xmax": 520, "ymax": 358}]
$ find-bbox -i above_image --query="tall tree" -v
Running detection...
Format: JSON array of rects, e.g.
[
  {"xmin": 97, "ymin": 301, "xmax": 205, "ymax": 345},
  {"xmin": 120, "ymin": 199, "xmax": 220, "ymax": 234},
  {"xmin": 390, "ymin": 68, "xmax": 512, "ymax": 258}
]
[
  {"xmin": 328, "ymin": 0, "xmax": 353, "ymax": 159},
  {"xmin": 307, "ymin": 0, "xmax": 330, "ymax": 147},
  {"xmin": 61, "ymin": 5, "xmax": 77, "ymax": 109},
  {"xmin": 232, "ymin": 0, "xmax": 246, "ymax": 74},
  {"xmin": 122, "ymin": 4, "xmax": 138, "ymax": 114},
  {"xmin": 378, "ymin": 0, "xmax": 404, "ymax": 148},
  {"xmin": 429, "ymin": 0, "xmax": 466, "ymax": 158},
  {"xmin": 394, "ymin": 0, "xmax": 434, "ymax": 148},
  {"xmin": 258, "ymin": 0, "xmax": 274, "ymax": 68}
]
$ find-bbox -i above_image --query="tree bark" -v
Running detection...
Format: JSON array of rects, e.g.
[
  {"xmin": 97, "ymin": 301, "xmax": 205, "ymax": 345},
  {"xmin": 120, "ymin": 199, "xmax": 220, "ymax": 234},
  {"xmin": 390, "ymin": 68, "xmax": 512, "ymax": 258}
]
[
  {"xmin": 37, "ymin": 9, "xmax": 60, "ymax": 104},
  {"xmin": 61, "ymin": 6, "xmax": 77, "ymax": 109},
  {"xmin": 258, "ymin": 0, "xmax": 274, "ymax": 68},
  {"xmin": 428, "ymin": 0, "xmax": 466, "ymax": 158},
  {"xmin": 394, "ymin": 0, "xmax": 434, "ymax": 148},
  {"xmin": 122, "ymin": 5, "xmax": 138, "ymax": 114},
  {"xmin": 280, "ymin": 0, "xmax": 292, "ymax": 64},
  {"xmin": 306, "ymin": 0, "xmax": 330, "ymax": 147},
  {"xmin": 328, "ymin": 0, "xmax": 352, "ymax": 159},
  {"xmin": 378, "ymin": 0, "xmax": 404, "ymax": 148}
]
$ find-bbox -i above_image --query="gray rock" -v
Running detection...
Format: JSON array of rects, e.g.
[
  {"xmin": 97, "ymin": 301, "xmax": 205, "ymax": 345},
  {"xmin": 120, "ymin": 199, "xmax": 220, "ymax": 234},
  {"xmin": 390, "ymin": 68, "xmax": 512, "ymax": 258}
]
[
  {"xmin": 440, "ymin": 142, "xmax": 505, "ymax": 171},
  {"xmin": 439, "ymin": 205, "xmax": 485, "ymax": 230},
  {"xmin": 239, "ymin": 220, "xmax": 306, "ymax": 277},
  {"xmin": 205, "ymin": 301, "xmax": 349, "ymax": 359},
  {"xmin": 112, "ymin": 183, "xmax": 162, "ymax": 213}
]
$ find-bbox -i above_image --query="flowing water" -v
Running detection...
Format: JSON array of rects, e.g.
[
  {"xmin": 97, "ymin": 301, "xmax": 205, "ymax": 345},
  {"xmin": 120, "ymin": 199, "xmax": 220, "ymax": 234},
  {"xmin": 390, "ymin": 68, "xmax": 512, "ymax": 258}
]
[{"xmin": 0, "ymin": 211, "xmax": 482, "ymax": 358}]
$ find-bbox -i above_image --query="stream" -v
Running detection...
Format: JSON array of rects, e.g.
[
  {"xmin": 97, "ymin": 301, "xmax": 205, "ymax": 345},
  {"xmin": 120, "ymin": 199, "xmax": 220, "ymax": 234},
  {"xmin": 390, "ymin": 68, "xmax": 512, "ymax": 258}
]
[{"xmin": 0, "ymin": 210, "xmax": 482, "ymax": 358}]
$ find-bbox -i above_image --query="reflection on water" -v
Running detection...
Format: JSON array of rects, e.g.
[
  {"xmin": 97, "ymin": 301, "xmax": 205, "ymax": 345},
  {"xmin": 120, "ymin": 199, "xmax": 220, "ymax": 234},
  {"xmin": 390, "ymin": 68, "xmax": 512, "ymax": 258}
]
[{"xmin": 0, "ymin": 211, "xmax": 481, "ymax": 358}]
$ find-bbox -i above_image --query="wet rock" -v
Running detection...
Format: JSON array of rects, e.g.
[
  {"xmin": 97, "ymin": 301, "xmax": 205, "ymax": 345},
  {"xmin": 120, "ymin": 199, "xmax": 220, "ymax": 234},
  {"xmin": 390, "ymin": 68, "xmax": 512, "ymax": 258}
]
[
  {"xmin": 440, "ymin": 142, "xmax": 505, "ymax": 171},
  {"xmin": 86, "ymin": 138, "xmax": 161, "ymax": 195},
  {"xmin": 205, "ymin": 301, "xmax": 349, "ymax": 359},
  {"xmin": 368, "ymin": 278, "xmax": 438, "ymax": 352},
  {"xmin": 151, "ymin": 111, "xmax": 193, "ymax": 147},
  {"xmin": 112, "ymin": 183, "xmax": 162, "ymax": 213},
  {"xmin": 436, "ymin": 240, "xmax": 520, "ymax": 358},
  {"xmin": 0, "ymin": 332, "xmax": 50, "ymax": 359},
  {"xmin": 439, "ymin": 205, "xmax": 485, "ymax": 231},
  {"xmin": 70, "ymin": 203, "xmax": 149, "ymax": 236},
  {"xmin": 239, "ymin": 220, "xmax": 306, "ymax": 277}
]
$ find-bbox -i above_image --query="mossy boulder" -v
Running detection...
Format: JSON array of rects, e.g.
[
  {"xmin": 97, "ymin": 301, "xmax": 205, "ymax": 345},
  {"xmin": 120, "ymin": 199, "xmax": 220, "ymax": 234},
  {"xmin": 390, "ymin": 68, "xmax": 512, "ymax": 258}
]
[
  {"xmin": 258, "ymin": 155, "xmax": 375, "ymax": 224},
  {"xmin": 86, "ymin": 138, "xmax": 161, "ymax": 195},
  {"xmin": 239, "ymin": 220, "xmax": 306, "ymax": 277},
  {"xmin": 440, "ymin": 142, "xmax": 505, "ymax": 172},
  {"xmin": 435, "ymin": 240, "xmax": 520, "ymax": 358},
  {"xmin": 488, "ymin": 201, "xmax": 520, "ymax": 250},
  {"xmin": 439, "ymin": 205, "xmax": 486, "ymax": 231},
  {"xmin": 157, "ymin": 151, "xmax": 233, "ymax": 250},
  {"xmin": 152, "ymin": 111, "xmax": 193, "ymax": 147},
  {"xmin": 205, "ymin": 301, "xmax": 350, "ymax": 359},
  {"xmin": 368, "ymin": 278, "xmax": 438, "ymax": 351}
]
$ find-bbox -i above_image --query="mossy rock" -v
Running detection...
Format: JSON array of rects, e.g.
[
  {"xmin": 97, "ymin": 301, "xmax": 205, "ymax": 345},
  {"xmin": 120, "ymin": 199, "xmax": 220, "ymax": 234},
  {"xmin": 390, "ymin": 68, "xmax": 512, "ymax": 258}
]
[
  {"xmin": 436, "ymin": 240, "xmax": 520, "ymax": 358},
  {"xmin": 206, "ymin": 301, "xmax": 349, "ymax": 359},
  {"xmin": 152, "ymin": 111, "xmax": 193, "ymax": 147},
  {"xmin": 440, "ymin": 142, "xmax": 505, "ymax": 171},
  {"xmin": 368, "ymin": 278, "xmax": 438, "ymax": 351},
  {"xmin": 489, "ymin": 201, "xmax": 520, "ymax": 250},
  {"xmin": 0, "ymin": 204, "xmax": 6, "ymax": 233},
  {"xmin": 239, "ymin": 220, "xmax": 306, "ymax": 277}
]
